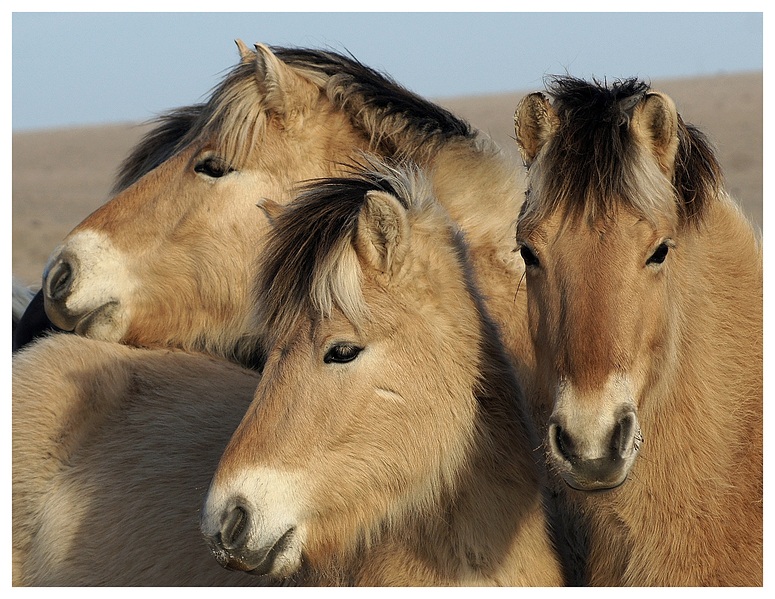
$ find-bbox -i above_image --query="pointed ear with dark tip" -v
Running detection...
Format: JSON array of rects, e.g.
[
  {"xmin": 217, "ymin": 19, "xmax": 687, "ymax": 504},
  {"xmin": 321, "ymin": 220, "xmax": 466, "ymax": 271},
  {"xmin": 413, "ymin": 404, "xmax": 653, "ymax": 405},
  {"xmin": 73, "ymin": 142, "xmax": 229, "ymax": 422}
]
[
  {"xmin": 630, "ymin": 91, "xmax": 680, "ymax": 177},
  {"xmin": 354, "ymin": 190, "xmax": 410, "ymax": 278},
  {"xmin": 514, "ymin": 92, "xmax": 558, "ymax": 165},
  {"xmin": 253, "ymin": 43, "xmax": 315, "ymax": 121},
  {"xmin": 235, "ymin": 39, "xmax": 255, "ymax": 64}
]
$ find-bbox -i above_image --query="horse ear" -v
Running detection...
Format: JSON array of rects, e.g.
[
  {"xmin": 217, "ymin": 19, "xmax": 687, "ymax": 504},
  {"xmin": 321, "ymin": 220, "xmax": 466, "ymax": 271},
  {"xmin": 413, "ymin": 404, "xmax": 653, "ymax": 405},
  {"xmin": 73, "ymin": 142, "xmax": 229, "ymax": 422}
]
[
  {"xmin": 355, "ymin": 190, "xmax": 410, "ymax": 279},
  {"xmin": 631, "ymin": 91, "xmax": 680, "ymax": 176},
  {"xmin": 514, "ymin": 92, "xmax": 558, "ymax": 165},
  {"xmin": 235, "ymin": 39, "xmax": 255, "ymax": 64},
  {"xmin": 256, "ymin": 198, "xmax": 285, "ymax": 225},
  {"xmin": 253, "ymin": 43, "xmax": 315, "ymax": 121}
]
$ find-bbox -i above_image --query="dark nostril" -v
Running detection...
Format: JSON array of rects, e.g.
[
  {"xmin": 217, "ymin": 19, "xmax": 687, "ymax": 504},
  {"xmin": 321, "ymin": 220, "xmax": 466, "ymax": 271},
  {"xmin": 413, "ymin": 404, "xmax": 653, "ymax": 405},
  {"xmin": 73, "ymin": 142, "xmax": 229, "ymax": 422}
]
[
  {"xmin": 221, "ymin": 504, "xmax": 249, "ymax": 550},
  {"xmin": 45, "ymin": 259, "xmax": 73, "ymax": 301},
  {"xmin": 549, "ymin": 422, "xmax": 577, "ymax": 462}
]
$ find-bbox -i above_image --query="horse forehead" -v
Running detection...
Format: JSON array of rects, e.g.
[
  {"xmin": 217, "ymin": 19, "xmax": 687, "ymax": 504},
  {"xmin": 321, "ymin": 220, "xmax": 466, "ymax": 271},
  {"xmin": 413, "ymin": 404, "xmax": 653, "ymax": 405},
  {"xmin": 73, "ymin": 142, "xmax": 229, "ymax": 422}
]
[{"xmin": 546, "ymin": 209, "xmax": 652, "ymax": 255}]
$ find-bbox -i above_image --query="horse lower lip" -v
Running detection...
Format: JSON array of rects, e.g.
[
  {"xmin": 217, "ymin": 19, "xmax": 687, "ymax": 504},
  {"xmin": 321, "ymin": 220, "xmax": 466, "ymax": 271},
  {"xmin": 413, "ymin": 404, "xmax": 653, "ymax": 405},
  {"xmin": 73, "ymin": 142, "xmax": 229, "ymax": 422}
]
[
  {"xmin": 73, "ymin": 301, "xmax": 120, "ymax": 335},
  {"xmin": 43, "ymin": 302, "xmax": 78, "ymax": 332},
  {"xmin": 561, "ymin": 471, "xmax": 627, "ymax": 493},
  {"xmin": 247, "ymin": 528, "xmax": 296, "ymax": 577}
]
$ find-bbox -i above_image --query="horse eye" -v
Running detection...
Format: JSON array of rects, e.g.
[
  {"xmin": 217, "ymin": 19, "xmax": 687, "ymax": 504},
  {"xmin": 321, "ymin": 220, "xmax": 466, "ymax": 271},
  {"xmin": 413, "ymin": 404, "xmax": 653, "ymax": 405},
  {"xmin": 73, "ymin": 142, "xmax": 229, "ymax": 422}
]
[
  {"xmin": 647, "ymin": 242, "xmax": 670, "ymax": 266},
  {"xmin": 519, "ymin": 244, "xmax": 540, "ymax": 268},
  {"xmin": 194, "ymin": 156, "xmax": 234, "ymax": 178},
  {"xmin": 323, "ymin": 343, "xmax": 363, "ymax": 364}
]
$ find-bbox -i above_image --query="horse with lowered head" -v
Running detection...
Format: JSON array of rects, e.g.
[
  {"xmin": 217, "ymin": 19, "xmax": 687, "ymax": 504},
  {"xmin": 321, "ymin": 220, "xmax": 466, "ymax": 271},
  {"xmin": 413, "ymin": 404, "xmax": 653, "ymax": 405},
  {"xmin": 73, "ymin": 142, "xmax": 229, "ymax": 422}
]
[
  {"xmin": 200, "ymin": 161, "xmax": 563, "ymax": 585},
  {"xmin": 514, "ymin": 76, "xmax": 762, "ymax": 585},
  {"xmin": 20, "ymin": 41, "xmax": 528, "ymax": 377},
  {"xmin": 13, "ymin": 42, "xmax": 558, "ymax": 586}
]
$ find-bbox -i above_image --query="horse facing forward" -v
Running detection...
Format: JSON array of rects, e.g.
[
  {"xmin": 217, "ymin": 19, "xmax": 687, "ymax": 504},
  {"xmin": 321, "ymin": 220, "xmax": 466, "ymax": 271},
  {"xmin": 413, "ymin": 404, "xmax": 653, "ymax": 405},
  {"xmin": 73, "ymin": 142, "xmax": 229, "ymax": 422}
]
[
  {"xmin": 200, "ymin": 161, "xmax": 563, "ymax": 585},
  {"xmin": 514, "ymin": 76, "xmax": 762, "ymax": 585}
]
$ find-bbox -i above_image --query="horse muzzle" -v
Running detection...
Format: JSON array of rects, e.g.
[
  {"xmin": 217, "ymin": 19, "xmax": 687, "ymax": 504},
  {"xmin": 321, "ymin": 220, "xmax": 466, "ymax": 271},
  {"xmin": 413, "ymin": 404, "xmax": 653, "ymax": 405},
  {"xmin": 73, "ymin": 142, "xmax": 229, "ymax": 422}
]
[
  {"xmin": 547, "ymin": 408, "xmax": 643, "ymax": 492},
  {"xmin": 201, "ymin": 501, "xmax": 301, "ymax": 579},
  {"xmin": 41, "ymin": 232, "xmax": 132, "ymax": 341}
]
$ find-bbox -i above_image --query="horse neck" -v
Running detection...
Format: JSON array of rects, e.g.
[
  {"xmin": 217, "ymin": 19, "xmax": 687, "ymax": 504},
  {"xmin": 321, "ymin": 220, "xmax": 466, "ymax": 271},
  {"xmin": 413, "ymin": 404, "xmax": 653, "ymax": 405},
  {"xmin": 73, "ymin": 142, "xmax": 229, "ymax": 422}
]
[
  {"xmin": 351, "ymin": 330, "xmax": 557, "ymax": 585},
  {"xmin": 423, "ymin": 136, "xmax": 534, "ymax": 383},
  {"xmin": 427, "ymin": 135, "xmax": 525, "ymax": 250}
]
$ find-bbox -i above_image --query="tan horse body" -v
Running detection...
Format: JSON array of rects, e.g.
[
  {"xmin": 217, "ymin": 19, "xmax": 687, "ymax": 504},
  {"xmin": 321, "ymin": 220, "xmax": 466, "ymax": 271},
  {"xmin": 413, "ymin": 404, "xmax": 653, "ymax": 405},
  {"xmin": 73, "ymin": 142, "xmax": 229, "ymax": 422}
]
[
  {"xmin": 200, "ymin": 164, "xmax": 562, "ymax": 586},
  {"xmin": 514, "ymin": 77, "xmax": 762, "ymax": 585},
  {"xmin": 12, "ymin": 334, "xmax": 273, "ymax": 586}
]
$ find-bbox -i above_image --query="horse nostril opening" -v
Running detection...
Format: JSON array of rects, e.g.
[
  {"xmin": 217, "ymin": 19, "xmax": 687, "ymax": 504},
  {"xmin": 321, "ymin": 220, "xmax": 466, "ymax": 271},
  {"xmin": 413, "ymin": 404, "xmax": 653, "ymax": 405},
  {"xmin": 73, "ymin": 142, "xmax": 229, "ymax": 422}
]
[
  {"xmin": 221, "ymin": 504, "xmax": 249, "ymax": 550},
  {"xmin": 45, "ymin": 259, "xmax": 73, "ymax": 301},
  {"xmin": 613, "ymin": 411, "xmax": 640, "ymax": 457},
  {"xmin": 549, "ymin": 422, "xmax": 576, "ymax": 462}
]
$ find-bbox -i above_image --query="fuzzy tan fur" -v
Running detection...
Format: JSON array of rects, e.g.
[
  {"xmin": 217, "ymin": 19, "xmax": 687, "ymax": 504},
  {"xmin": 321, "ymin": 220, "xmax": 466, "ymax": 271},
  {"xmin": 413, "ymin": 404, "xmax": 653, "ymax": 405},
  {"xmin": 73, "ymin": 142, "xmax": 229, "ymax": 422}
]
[
  {"xmin": 12, "ymin": 334, "xmax": 273, "ymax": 586},
  {"xmin": 514, "ymin": 76, "xmax": 762, "ymax": 586},
  {"xmin": 205, "ymin": 163, "xmax": 562, "ymax": 585},
  {"xmin": 14, "ymin": 43, "xmax": 541, "ymax": 586}
]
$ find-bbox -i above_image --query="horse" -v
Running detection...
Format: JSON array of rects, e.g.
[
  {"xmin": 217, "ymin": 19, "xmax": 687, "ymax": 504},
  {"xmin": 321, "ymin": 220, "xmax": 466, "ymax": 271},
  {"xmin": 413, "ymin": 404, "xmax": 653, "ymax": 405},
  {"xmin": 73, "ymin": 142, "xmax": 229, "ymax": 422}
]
[
  {"xmin": 20, "ymin": 41, "xmax": 529, "ymax": 379},
  {"xmin": 12, "ymin": 333, "xmax": 280, "ymax": 586},
  {"xmin": 513, "ymin": 76, "xmax": 762, "ymax": 585},
  {"xmin": 199, "ymin": 161, "xmax": 563, "ymax": 586}
]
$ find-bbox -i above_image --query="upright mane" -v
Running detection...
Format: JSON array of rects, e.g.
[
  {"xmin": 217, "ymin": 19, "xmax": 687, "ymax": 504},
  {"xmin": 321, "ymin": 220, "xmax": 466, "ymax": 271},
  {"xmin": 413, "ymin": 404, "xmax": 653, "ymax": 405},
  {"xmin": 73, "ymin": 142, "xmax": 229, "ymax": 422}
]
[
  {"xmin": 255, "ymin": 161, "xmax": 433, "ymax": 347},
  {"xmin": 274, "ymin": 47, "xmax": 475, "ymax": 157},
  {"xmin": 113, "ymin": 46, "xmax": 476, "ymax": 192},
  {"xmin": 523, "ymin": 76, "xmax": 722, "ymax": 228}
]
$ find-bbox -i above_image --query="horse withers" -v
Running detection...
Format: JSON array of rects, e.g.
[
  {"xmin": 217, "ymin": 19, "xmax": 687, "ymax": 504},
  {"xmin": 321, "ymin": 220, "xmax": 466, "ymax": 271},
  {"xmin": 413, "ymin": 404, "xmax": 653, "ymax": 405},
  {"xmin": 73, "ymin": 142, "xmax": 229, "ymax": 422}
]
[
  {"xmin": 200, "ymin": 161, "xmax": 563, "ymax": 585},
  {"xmin": 514, "ymin": 76, "xmax": 762, "ymax": 585}
]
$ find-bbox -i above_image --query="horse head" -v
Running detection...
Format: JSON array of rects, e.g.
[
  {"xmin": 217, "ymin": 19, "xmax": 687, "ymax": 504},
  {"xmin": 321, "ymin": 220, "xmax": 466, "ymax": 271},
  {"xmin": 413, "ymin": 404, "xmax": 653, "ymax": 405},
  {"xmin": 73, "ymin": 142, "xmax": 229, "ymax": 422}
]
[{"xmin": 514, "ymin": 77, "xmax": 720, "ymax": 491}]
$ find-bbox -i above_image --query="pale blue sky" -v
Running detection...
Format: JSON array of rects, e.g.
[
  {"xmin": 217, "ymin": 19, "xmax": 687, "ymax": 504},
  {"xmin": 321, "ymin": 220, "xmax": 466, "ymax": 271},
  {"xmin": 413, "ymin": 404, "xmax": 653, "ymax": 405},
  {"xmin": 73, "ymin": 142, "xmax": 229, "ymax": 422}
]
[{"xmin": 11, "ymin": 10, "xmax": 763, "ymax": 131}]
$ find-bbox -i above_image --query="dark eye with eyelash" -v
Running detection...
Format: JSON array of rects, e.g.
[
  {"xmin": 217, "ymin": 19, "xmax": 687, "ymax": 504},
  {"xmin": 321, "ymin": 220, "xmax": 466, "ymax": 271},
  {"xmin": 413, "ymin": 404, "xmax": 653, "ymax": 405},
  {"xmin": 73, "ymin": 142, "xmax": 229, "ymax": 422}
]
[
  {"xmin": 647, "ymin": 242, "xmax": 670, "ymax": 266},
  {"xmin": 194, "ymin": 156, "xmax": 234, "ymax": 178},
  {"xmin": 519, "ymin": 244, "xmax": 540, "ymax": 268},
  {"xmin": 323, "ymin": 343, "xmax": 363, "ymax": 364}
]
